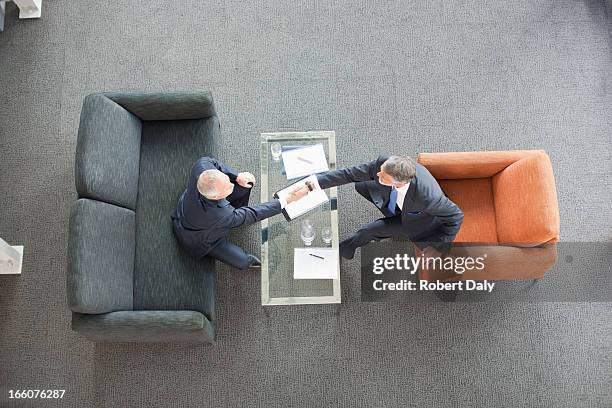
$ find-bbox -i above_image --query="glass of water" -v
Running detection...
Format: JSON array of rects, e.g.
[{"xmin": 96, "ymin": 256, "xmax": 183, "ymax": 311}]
[
  {"xmin": 321, "ymin": 227, "xmax": 332, "ymax": 245},
  {"xmin": 300, "ymin": 220, "xmax": 315, "ymax": 246},
  {"xmin": 271, "ymin": 142, "xmax": 282, "ymax": 161}
]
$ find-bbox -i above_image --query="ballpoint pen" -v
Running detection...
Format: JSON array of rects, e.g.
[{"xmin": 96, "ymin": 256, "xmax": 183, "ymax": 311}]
[
  {"xmin": 309, "ymin": 253, "xmax": 325, "ymax": 260},
  {"xmin": 297, "ymin": 156, "xmax": 314, "ymax": 164}
]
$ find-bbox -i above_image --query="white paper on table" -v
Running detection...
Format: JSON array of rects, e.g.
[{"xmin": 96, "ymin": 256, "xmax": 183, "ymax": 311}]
[
  {"xmin": 276, "ymin": 174, "xmax": 328, "ymax": 220},
  {"xmin": 281, "ymin": 144, "xmax": 329, "ymax": 180},
  {"xmin": 293, "ymin": 248, "xmax": 339, "ymax": 280}
]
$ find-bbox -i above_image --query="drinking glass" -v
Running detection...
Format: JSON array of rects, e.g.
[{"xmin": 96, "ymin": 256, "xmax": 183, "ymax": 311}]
[
  {"xmin": 300, "ymin": 220, "xmax": 315, "ymax": 246},
  {"xmin": 321, "ymin": 227, "xmax": 332, "ymax": 245},
  {"xmin": 271, "ymin": 142, "xmax": 282, "ymax": 161}
]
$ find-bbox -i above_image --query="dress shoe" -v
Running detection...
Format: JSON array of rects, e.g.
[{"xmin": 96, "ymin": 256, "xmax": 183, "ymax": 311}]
[{"xmin": 247, "ymin": 254, "xmax": 262, "ymax": 269}]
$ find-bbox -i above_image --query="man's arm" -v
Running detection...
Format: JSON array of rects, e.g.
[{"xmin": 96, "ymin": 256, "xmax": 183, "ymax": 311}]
[
  {"xmin": 422, "ymin": 196, "xmax": 464, "ymax": 252},
  {"xmin": 194, "ymin": 157, "xmax": 239, "ymax": 183},
  {"xmin": 221, "ymin": 185, "xmax": 310, "ymax": 228},
  {"xmin": 223, "ymin": 200, "xmax": 283, "ymax": 229},
  {"xmin": 316, "ymin": 155, "xmax": 389, "ymax": 189}
]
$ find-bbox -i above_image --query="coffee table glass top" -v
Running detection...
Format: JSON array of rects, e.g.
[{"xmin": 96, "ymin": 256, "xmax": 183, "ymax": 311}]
[{"xmin": 260, "ymin": 131, "xmax": 341, "ymax": 305}]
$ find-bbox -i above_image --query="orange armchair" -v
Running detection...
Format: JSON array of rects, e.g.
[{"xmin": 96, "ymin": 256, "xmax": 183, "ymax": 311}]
[{"xmin": 416, "ymin": 150, "xmax": 560, "ymax": 281}]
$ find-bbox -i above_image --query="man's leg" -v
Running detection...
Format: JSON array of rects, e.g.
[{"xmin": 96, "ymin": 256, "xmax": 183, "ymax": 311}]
[
  {"xmin": 227, "ymin": 184, "xmax": 251, "ymax": 208},
  {"xmin": 207, "ymin": 239, "xmax": 253, "ymax": 270},
  {"xmin": 340, "ymin": 215, "xmax": 406, "ymax": 259}
]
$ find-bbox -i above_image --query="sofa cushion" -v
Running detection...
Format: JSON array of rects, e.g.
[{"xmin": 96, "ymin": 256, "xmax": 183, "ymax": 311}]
[
  {"xmin": 132, "ymin": 118, "xmax": 219, "ymax": 320},
  {"xmin": 438, "ymin": 178, "xmax": 498, "ymax": 243},
  {"xmin": 492, "ymin": 152, "xmax": 560, "ymax": 246},
  {"xmin": 75, "ymin": 94, "xmax": 142, "ymax": 210},
  {"xmin": 67, "ymin": 198, "xmax": 135, "ymax": 314}
]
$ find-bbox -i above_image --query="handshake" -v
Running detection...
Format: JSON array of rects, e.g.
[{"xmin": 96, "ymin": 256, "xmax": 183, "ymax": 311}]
[
  {"xmin": 235, "ymin": 172, "xmax": 312, "ymax": 205},
  {"xmin": 285, "ymin": 182, "xmax": 312, "ymax": 204}
]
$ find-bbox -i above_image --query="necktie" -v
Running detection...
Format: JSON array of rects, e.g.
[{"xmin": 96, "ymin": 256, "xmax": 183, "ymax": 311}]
[{"xmin": 387, "ymin": 187, "xmax": 398, "ymax": 215}]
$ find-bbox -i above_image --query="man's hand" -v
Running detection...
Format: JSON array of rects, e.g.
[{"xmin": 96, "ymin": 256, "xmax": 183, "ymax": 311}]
[
  {"xmin": 286, "ymin": 185, "xmax": 310, "ymax": 204},
  {"xmin": 236, "ymin": 172, "xmax": 256, "ymax": 188},
  {"xmin": 422, "ymin": 246, "xmax": 442, "ymax": 259}
]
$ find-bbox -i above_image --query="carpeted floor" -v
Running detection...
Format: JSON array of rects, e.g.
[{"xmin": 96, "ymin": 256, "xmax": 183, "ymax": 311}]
[{"xmin": 1, "ymin": 1, "xmax": 611, "ymax": 407}]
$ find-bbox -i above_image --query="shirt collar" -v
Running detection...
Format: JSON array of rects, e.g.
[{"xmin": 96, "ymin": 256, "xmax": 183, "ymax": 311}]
[{"xmin": 394, "ymin": 181, "xmax": 410, "ymax": 193}]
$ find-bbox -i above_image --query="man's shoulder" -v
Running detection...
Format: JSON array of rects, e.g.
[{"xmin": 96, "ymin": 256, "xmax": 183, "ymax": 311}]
[
  {"xmin": 415, "ymin": 163, "xmax": 435, "ymax": 181},
  {"xmin": 375, "ymin": 154, "xmax": 391, "ymax": 164},
  {"xmin": 190, "ymin": 156, "xmax": 218, "ymax": 180},
  {"xmin": 414, "ymin": 164, "xmax": 443, "ymax": 196},
  {"xmin": 194, "ymin": 156, "xmax": 217, "ymax": 169}
]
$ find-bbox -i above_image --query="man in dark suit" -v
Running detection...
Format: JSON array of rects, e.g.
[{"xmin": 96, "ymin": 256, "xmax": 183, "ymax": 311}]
[
  {"xmin": 316, "ymin": 155, "xmax": 464, "ymax": 260},
  {"xmin": 172, "ymin": 156, "xmax": 309, "ymax": 270}
]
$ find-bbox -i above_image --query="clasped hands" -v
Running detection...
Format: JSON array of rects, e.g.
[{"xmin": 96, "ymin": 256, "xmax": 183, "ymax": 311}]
[{"xmin": 236, "ymin": 172, "xmax": 310, "ymax": 205}]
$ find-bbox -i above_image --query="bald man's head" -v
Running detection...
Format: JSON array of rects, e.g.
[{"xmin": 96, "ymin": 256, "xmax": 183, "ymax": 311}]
[{"xmin": 197, "ymin": 169, "xmax": 234, "ymax": 200}]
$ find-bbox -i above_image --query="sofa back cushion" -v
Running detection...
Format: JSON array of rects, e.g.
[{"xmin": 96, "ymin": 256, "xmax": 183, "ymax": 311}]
[
  {"xmin": 75, "ymin": 94, "xmax": 142, "ymax": 210},
  {"xmin": 68, "ymin": 199, "xmax": 135, "ymax": 314},
  {"xmin": 492, "ymin": 152, "xmax": 560, "ymax": 246}
]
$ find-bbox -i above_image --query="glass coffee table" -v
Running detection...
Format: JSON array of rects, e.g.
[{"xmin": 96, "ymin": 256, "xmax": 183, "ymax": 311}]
[{"xmin": 260, "ymin": 131, "xmax": 341, "ymax": 305}]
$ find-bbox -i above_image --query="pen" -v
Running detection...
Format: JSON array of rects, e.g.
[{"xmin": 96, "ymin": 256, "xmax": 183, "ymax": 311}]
[
  {"xmin": 297, "ymin": 156, "xmax": 314, "ymax": 164},
  {"xmin": 309, "ymin": 253, "xmax": 325, "ymax": 260}
]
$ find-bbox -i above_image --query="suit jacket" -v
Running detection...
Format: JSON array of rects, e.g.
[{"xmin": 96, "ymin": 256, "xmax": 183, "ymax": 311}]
[
  {"xmin": 316, "ymin": 155, "xmax": 464, "ymax": 251},
  {"xmin": 172, "ymin": 157, "xmax": 281, "ymax": 259}
]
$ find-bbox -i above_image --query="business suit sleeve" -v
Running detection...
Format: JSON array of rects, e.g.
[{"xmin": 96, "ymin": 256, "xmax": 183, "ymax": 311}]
[
  {"xmin": 316, "ymin": 155, "xmax": 389, "ymax": 189},
  {"xmin": 424, "ymin": 196, "xmax": 464, "ymax": 251},
  {"xmin": 222, "ymin": 199, "xmax": 283, "ymax": 229},
  {"xmin": 197, "ymin": 156, "xmax": 240, "ymax": 183}
]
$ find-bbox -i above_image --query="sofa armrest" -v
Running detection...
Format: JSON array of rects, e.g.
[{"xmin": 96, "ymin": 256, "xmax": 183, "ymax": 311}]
[
  {"xmin": 72, "ymin": 311, "xmax": 215, "ymax": 344},
  {"xmin": 417, "ymin": 150, "xmax": 545, "ymax": 180},
  {"xmin": 104, "ymin": 91, "xmax": 216, "ymax": 121}
]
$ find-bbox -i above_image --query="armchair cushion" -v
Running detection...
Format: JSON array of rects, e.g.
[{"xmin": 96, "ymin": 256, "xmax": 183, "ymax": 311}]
[
  {"xmin": 438, "ymin": 178, "xmax": 498, "ymax": 243},
  {"xmin": 492, "ymin": 152, "xmax": 560, "ymax": 246},
  {"xmin": 75, "ymin": 94, "xmax": 142, "ymax": 210},
  {"xmin": 67, "ymin": 199, "xmax": 135, "ymax": 314}
]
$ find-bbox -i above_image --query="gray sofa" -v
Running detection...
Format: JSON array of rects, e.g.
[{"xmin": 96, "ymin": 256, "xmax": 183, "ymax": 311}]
[{"xmin": 67, "ymin": 92, "xmax": 222, "ymax": 343}]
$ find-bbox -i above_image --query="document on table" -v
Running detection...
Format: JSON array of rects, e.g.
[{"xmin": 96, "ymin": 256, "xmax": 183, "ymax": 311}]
[
  {"xmin": 281, "ymin": 144, "xmax": 329, "ymax": 180},
  {"xmin": 275, "ymin": 174, "xmax": 328, "ymax": 220},
  {"xmin": 294, "ymin": 248, "xmax": 339, "ymax": 280}
]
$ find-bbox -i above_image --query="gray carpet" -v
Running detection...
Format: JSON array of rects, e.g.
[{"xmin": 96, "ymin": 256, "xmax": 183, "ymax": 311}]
[{"xmin": 1, "ymin": 0, "xmax": 611, "ymax": 407}]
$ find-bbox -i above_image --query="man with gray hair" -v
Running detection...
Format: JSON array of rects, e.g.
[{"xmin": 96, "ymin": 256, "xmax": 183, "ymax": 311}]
[
  {"xmin": 316, "ymin": 155, "xmax": 464, "ymax": 260},
  {"xmin": 172, "ymin": 156, "xmax": 309, "ymax": 270}
]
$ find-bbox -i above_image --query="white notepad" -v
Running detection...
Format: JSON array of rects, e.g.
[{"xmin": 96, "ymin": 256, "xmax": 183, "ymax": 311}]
[
  {"xmin": 275, "ymin": 175, "xmax": 328, "ymax": 220},
  {"xmin": 281, "ymin": 144, "xmax": 329, "ymax": 180},
  {"xmin": 294, "ymin": 248, "xmax": 339, "ymax": 280}
]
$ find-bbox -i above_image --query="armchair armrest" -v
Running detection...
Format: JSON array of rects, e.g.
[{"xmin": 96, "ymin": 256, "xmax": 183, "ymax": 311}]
[
  {"xmin": 492, "ymin": 152, "xmax": 560, "ymax": 246},
  {"xmin": 105, "ymin": 91, "xmax": 216, "ymax": 121},
  {"xmin": 72, "ymin": 311, "xmax": 215, "ymax": 344},
  {"xmin": 417, "ymin": 244, "xmax": 558, "ymax": 281},
  {"xmin": 417, "ymin": 150, "xmax": 545, "ymax": 180}
]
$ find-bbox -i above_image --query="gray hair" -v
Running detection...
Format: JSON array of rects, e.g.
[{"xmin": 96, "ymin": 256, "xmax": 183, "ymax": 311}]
[
  {"xmin": 382, "ymin": 156, "xmax": 416, "ymax": 183},
  {"xmin": 197, "ymin": 169, "xmax": 222, "ymax": 197}
]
